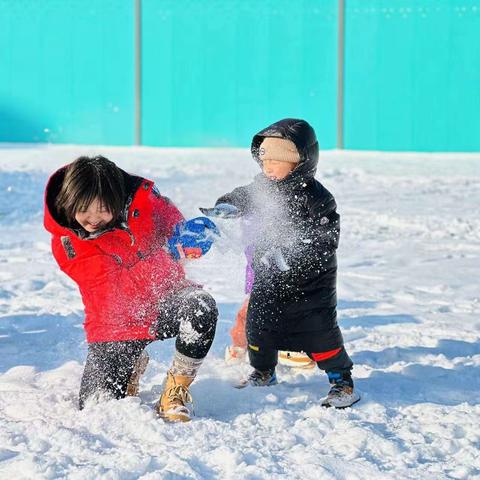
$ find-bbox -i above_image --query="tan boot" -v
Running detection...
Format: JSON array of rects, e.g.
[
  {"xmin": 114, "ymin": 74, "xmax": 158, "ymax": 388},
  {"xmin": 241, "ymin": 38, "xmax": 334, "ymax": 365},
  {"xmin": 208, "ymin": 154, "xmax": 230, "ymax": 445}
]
[
  {"xmin": 126, "ymin": 350, "xmax": 149, "ymax": 397},
  {"xmin": 156, "ymin": 371, "xmax": 194, "ymax": 422}
]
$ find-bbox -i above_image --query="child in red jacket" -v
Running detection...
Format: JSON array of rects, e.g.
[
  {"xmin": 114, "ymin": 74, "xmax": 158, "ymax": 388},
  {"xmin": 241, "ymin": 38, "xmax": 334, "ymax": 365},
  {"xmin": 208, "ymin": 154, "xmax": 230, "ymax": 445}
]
[{"xmin": 44, "ymin": 155, "xmax": 219, "ymax": 422}]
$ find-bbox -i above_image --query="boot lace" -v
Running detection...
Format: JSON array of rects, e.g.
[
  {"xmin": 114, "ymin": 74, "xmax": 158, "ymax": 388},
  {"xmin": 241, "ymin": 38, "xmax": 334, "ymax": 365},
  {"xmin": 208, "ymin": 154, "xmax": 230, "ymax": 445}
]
[
  {"xmin": 328, "ymin": 381, "xmax": 352, "ymax": 397},
  {"xmin": 248, "ymin": 369, "xmax": 274, "ymax": 386},
  {"xmin": 167, "ymin": 385, "xmax": 193, "ymax": 407}
]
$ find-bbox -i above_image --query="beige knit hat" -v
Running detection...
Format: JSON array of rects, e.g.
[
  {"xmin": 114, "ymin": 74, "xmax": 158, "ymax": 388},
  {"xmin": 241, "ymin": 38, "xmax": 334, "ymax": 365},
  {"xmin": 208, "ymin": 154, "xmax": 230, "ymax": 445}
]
[{"xmin": 259, "ymin": 137, "xmax": 300, "ymax": 164}]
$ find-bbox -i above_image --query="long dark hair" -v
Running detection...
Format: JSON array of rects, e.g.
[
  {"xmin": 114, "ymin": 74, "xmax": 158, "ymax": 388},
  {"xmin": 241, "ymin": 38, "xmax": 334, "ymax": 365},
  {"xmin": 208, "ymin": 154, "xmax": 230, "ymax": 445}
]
[{"xmin": 56, "ymin": 156, "xmax": 126, "ymax": 226}]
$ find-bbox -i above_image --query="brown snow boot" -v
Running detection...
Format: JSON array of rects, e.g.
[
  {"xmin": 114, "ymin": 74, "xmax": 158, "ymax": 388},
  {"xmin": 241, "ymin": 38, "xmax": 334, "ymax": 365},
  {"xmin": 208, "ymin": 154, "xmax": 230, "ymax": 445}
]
[
  {"xmin": 156, "ymin": 370, "xmax": 194, "ymax": 422},
  {"xmin": 126, "ymin": 350, "xmax": 149, "ymax": 397}
]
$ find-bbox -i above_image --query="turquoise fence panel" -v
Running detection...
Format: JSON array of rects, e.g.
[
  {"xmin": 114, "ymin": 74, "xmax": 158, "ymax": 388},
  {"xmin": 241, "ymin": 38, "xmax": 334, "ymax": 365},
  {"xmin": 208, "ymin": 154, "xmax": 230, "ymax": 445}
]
[
  {"xmin": 344, "ymin": 1, "xmax": 480, "ymax": 151},
  {"xmin": 2, "ymin": 0, "xmax": 479, "ymax": 151},
  {"xmin": 142, "ymin": 0, "xmax": 338, "ymax": 148},
  {"xmin": 0, "ymin": 0, "xmax": 134, "ymax": 145}
]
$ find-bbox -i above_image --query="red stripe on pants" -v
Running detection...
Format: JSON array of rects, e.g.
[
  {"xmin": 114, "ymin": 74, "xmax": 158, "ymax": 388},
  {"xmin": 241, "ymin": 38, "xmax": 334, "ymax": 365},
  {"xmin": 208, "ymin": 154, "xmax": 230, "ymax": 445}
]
[{"xmin": 310, "ymin": 348, "xmax": 342, "ymax": 362}]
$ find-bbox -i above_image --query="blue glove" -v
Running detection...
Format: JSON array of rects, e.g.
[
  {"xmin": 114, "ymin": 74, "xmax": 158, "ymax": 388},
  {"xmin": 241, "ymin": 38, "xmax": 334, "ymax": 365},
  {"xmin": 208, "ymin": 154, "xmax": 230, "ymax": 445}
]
[
  {"xmin": 199, "ymin": 203, "xmax": 241, "ymax": 219},
  {"xmin": 167, "ymin": 217, "xmax": 220, "ymax": 260}
]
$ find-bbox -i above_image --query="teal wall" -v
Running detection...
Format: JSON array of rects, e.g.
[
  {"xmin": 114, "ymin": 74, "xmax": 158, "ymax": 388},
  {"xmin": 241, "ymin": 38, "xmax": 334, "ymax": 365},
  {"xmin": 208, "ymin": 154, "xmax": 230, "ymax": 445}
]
[
  {"xmin": 0, "ymin": 0, "xmax": 134, "ymax": 145},
  {"xmin": 142, "ymin": 0, "xmax": 338, "ymax": 148},
  {"xmin": 1, "ymin": 1, "xmax": 479, "ymax": 151},
  {"xmin": 344, "ymin": 1, "xmax": 480, "ymax": 151}
]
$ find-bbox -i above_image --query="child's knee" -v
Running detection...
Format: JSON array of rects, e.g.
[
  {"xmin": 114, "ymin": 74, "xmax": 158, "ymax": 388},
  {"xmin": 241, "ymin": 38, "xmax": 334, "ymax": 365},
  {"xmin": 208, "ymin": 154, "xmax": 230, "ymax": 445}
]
[{"xmin": 181, "ymin": 289, "xmax": 218, "ymax": 332}]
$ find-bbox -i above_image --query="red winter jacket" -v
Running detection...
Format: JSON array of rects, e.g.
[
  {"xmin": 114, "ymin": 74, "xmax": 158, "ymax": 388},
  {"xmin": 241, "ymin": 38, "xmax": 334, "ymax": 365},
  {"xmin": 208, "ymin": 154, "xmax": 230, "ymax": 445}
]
[{"xmin": 44, "ymin": 166, "xmax": 188, "ymax": 343}]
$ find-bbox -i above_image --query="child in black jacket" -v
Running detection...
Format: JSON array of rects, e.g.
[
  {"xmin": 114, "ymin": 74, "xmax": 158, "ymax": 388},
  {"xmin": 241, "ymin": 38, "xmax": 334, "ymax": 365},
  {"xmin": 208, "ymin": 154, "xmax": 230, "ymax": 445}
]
[{"xmin": 204, "ymin": 118, "xmax": 359, "ymax": 408}]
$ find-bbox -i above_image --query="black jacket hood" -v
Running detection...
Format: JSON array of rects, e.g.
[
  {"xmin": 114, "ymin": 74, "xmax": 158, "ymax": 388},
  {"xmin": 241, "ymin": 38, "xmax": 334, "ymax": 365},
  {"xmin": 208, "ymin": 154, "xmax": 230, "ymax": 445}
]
[{"xmin": 251, "ymin": 118, "xmax": 319, "ymax": 186}]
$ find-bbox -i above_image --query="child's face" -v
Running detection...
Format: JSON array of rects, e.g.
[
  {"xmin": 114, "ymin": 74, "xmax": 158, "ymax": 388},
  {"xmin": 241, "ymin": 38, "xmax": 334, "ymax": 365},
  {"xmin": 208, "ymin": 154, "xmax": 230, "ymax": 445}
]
[
  {"xmin": 75, "ymin": 198, "xmax": 113, "ymax": 232},
  {"xmin": 262, "ymin": 160, "xmax": 297, "ymax": 181}
]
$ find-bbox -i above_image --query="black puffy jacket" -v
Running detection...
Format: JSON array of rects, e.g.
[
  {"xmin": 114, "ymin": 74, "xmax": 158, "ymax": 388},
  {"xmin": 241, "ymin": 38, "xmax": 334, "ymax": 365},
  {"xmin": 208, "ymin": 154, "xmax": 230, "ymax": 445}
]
[{"xmin": 216, "ymin": 118, "xmax": 344, "ymax": 353}]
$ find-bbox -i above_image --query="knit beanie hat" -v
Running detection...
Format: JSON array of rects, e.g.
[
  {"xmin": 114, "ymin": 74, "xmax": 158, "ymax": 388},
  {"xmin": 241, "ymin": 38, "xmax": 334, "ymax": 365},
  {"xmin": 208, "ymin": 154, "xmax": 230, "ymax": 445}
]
[{"xmin": 259, "ymin": 137, "xmax": 300, "ymax": 164}]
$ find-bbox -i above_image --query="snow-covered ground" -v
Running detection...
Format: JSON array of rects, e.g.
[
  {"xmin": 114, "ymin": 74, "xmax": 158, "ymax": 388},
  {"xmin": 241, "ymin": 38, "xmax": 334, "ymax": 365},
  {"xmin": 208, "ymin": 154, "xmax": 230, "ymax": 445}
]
[{"xmin": 0, "ymin": 144, "xmax": 479, "ymax": 480}]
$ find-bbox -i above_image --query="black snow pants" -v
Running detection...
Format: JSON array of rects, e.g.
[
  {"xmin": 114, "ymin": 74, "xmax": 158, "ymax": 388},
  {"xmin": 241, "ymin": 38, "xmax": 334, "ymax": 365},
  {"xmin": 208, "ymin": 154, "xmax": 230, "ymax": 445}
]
[
  {"xmin": 248, "ymin": 346, "xmax": 354, "ymax": 379},
  {"xmin": 79, "ymin": 287, "xmax": 217, "ymax": 409}
]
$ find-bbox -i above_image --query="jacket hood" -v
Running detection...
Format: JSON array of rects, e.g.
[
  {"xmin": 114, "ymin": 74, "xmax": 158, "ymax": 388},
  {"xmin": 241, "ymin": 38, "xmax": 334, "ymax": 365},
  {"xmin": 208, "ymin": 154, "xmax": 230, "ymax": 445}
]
[
  {"xmin": 251, "ymin": 118, "xmax": 319, "ymax": 185},
  {"xmin": 44, "ymin": 166, "xmax": 73, "ymax": 237}
]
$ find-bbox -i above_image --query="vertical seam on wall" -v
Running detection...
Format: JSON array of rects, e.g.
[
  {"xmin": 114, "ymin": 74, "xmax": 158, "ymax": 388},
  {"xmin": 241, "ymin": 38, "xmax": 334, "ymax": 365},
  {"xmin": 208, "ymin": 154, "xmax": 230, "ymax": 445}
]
[
  {"xmin": 337, "ymin": 0, "xmax": 345, "ymax": 149},
  {"xmin": 135, "ymin": 0, "xmax": 142, "ymax": 145}
]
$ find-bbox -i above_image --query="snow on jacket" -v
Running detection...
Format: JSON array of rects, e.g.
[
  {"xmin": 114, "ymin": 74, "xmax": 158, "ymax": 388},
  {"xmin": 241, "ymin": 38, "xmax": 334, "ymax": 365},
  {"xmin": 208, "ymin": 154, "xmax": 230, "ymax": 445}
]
[
  {"xmin": 215, "ymin": 118, "xmax": 344, "ymax": 353},
  {"xmin": 244, "ymin": 244, "xmax": 255, "ymax": 294},
  {"xmin": 44, "ymin": 166, "xmax": 187, "ymax": 343}
]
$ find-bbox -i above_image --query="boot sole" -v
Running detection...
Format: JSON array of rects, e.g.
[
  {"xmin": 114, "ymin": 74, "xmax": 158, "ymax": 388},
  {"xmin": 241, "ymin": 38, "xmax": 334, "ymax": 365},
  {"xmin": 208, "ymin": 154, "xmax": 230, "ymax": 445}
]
[
  {"xmin": 233, "ymin": 378, "xmax": 279, "ymax": 389},
  {"xmin": 321, "ymin": 395, "xmax": 361, "ymax": 409},
  {"xmin": 159, "ymin": 414, "xmax": 191, "ymax": 423},
  {"xmin": 157, "ymin": 410, "xmax": 191, "ymax": 422}
]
